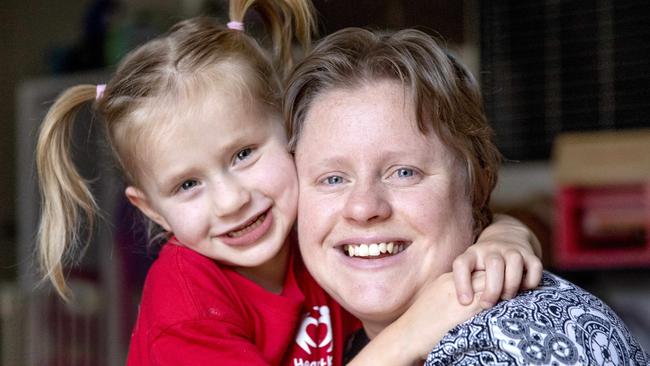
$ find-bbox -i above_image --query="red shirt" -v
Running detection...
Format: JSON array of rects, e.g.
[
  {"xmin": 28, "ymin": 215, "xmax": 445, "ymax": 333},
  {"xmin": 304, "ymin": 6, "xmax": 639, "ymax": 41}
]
[{"xmin": 127, "ymin": 242, "xmax": 359, "ymax": 365}]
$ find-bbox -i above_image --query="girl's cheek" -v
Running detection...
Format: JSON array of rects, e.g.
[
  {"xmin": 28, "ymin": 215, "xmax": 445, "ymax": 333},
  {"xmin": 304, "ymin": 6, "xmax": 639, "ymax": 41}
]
[{"xmin": 172, "ymin": 203, "xmax": 209, "ymax": 238}]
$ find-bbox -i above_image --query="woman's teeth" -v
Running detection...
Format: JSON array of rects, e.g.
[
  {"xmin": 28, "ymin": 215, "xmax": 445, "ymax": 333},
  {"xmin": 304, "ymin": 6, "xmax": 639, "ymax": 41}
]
[
  {"xmin": 227, "ymin": 213, "xmax": 266, "ymax": 238},
  {"xmin": 344, "ymin": 242, "xmax": 405, "ymax": 257}
]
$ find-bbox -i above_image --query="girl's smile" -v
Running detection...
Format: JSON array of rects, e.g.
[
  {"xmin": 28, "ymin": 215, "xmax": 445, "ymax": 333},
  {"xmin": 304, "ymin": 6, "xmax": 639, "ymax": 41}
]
[
  {"xmin": 126, "ymin": 84, "xmax": 298, "ymax": 284},
  {"xmin": 218, "ymin": 208, "xmax": 273, "ymax": 246}
]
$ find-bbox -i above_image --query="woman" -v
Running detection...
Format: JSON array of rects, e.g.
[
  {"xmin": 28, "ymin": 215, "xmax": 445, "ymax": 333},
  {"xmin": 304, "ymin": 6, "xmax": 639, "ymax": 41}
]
[{"xmin": 285, "ymin": 27, "xmax": 650, "ymax": 365}]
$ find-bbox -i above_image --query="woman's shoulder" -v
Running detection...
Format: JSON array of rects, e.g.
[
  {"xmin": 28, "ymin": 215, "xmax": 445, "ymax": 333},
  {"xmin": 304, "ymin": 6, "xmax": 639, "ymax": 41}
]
[{"xmin": 426, "ymin": 271, "xmax": 650, "ymax": 365}]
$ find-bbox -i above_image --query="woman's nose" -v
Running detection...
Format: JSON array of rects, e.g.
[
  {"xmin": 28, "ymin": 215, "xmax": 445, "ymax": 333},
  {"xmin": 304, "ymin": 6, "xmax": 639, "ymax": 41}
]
[
  {"xmin": 342, "ymin": 181, "xmax": 392, "ymax": 224},
  {"xmin": 213, "ymin": 176, "xmax": 251, "ymax": 217}
]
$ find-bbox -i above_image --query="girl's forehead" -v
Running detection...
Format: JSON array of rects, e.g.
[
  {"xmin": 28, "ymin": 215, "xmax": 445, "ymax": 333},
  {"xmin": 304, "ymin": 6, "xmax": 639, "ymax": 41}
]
[
  {"xmin": 145, "ymin": 81, "xmax": 258, "ymax": 124},
  {"xmin": 132, "ymin": 92, "xmax": 284, "ymax": 173},
  {"xmin": 124, "ymin": 62, "xmax": 281, "ymax": 168}
]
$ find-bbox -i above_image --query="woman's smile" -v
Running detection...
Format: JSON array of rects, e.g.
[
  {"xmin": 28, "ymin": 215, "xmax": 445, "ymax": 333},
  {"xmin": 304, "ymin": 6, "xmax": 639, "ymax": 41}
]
[{"xmin": 294, "ymin": 80, "xmax": 474, "ymax": 328}]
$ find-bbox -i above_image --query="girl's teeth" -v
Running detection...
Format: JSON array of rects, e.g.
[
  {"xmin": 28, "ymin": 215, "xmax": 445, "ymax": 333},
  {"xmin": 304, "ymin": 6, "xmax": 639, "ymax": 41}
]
[
  {"xmin": 344, "ymin": 242, "xmax": 406, "ymax": 257},
  {"xmin": 227, "ymin": 214, "xmax": 265, "ymax": 238}
]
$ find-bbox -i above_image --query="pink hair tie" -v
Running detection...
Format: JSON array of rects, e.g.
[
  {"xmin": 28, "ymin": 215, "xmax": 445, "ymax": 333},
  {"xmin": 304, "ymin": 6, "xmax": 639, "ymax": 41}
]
[
  {"xmin": 227, "ymin": 21, "xmax": 245, "ymax": 31},
  {"xmin": 96, "ymin": 84, "xmax": 106, "ymax": 100}
]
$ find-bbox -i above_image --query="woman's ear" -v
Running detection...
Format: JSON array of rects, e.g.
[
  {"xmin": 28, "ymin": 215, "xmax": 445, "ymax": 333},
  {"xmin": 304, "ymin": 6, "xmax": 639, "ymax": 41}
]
[{"xmin": 125, "ymin": 186, "xmax": 172, "ymax": 232}]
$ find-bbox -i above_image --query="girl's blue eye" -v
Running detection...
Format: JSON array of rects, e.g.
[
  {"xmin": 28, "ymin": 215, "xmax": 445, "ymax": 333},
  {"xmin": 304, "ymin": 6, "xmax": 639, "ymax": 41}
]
[
  {"xmin": 396, "ymin": 168, "xmax": 414, "ymax": 178},
  {"xmin": 235, "ymin": 147, "xmax": 253, "ymax": 162},
  {"xmin": 325, "ymin": 176, "xmax": 344, "ymax": 185},
  {"xmin": 180, "ymin": 179, "xmax": 199, "ymax": 191}
]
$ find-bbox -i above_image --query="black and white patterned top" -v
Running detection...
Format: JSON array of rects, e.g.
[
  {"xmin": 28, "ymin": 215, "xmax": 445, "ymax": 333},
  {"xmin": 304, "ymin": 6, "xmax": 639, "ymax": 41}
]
[{"xmin": 426, "ymin": 271, "xmax": 650, "ymax": 365}]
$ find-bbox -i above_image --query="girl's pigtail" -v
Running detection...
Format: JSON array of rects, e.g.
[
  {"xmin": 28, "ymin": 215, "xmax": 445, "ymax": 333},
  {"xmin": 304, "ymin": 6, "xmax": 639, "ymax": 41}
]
[
  {"xmin": 229, "ymin": 0, "xmax": 281, "ymax": 68},
  {"xmin": 36, "ymin": 85, "xmax": 100, "ymax": 300},
  {"xmin": 229, "ymin": 0, "xmax": 316, "ymax": 76},
  {"xmin": 276, "ymin": 0, "xmax": 316, "ymax": 75},
  {"xmin": 281, "ymin": 0, "xmax": 316, "ymax": 54}
]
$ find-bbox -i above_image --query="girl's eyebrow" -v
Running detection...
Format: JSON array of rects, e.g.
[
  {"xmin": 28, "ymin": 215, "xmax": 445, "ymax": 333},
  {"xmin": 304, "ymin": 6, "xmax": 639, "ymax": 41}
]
[{"xmin": 157, "ymin": 168, "xmax": 195, "ymax": 194}]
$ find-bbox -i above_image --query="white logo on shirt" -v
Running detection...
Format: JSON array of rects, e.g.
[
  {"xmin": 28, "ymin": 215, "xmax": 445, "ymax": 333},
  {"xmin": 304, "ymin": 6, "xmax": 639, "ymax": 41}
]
[{"xmin": 295, "ymin": 306, "xmax": 333, "ymax": 354}]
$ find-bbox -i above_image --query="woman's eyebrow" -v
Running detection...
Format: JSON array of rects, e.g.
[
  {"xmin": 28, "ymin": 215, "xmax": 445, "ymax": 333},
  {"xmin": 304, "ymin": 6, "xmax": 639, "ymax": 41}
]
[{"xmin": 303, "ymin": 156, "xmax": 347, "ymax": 171}]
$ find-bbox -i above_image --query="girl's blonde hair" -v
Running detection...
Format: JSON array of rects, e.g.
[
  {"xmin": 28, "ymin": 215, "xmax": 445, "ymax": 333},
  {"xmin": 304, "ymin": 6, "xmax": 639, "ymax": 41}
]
[{"xmin": 36, "ymin": 0, "xmax": 315, "ymax": 300}]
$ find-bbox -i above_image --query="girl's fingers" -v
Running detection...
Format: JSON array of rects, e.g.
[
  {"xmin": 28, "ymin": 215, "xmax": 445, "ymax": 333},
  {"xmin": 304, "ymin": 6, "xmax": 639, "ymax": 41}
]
[
  {"xmin": 470, "ymin": 270, "xmax": 486, "ymax": 293},
  {"xmin": 480, "ymin": 254, "xmax": 505, "ymax": 309},
  {"xmin": 523, "ymin": 256, "xmax": 544, "ymax": 289},
  {"xmin": 452, "ymin": 252, "xmax": 477, "ymax": 305},
  {"xmin": 502, "ymin": 251, "xmax": 524, "ymax": 300}
]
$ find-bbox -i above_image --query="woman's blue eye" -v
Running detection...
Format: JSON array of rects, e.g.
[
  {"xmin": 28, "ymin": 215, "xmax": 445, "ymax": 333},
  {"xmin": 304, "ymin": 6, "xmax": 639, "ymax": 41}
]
[
  {"xmin": 180, "ymin": 180, "xmax": 199, "ymax": 191},
  {"xmin": 235, "ymin": 148, "xmax": 253, "ymax": 162},
  {"xmin": 325, "ymin": 176, "xmax": 344, "ymax": 185},
  {"xmin": 396, "ymin": 168, "xmax": 414, "ymax": 178}
]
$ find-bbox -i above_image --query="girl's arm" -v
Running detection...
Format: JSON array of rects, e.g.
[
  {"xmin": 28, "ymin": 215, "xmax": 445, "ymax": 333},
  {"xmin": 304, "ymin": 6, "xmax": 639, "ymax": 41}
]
[
  {"xmin": 347, "ymin": 272, "xmax": 485, "ymax": 366},
  {"xmin": 453, "ymin": 214, "xmax": 543, "ymax": 308}
]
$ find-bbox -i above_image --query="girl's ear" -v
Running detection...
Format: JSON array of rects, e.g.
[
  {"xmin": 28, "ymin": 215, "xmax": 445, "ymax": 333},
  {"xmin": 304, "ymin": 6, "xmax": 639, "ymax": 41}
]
[{"xmin": 125, "ymin": 186, "xmax": 172, "ymax": 232}]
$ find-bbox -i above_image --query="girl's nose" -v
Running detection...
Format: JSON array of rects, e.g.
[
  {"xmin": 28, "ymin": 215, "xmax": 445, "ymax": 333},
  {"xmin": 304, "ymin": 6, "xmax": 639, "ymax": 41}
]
[{"xmin": 213, "ymin": 176, "xmax": 251, "ymax": 217}]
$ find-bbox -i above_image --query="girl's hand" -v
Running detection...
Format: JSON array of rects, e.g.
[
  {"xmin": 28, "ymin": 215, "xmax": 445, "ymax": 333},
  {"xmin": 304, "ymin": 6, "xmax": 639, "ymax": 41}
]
[
  {"xmin": 453, "ymin": 214, "xmax": 543, "ymax": 308},
  {"xmin": 400, "ymin": 271, "xmax": 486, "ymax": 361}
]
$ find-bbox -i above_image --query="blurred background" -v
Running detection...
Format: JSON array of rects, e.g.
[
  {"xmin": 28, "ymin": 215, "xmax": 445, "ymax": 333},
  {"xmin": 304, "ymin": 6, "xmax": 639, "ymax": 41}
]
[{"xmin": 2, "ymin": 0, "xmax": 649, "ymax": 364}]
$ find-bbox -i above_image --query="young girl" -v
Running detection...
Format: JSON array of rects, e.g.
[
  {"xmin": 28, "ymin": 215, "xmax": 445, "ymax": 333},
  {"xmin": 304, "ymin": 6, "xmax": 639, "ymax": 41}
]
[{"xmin": 36, "ymin": 1, "xmax": 542, "ymax": 364}]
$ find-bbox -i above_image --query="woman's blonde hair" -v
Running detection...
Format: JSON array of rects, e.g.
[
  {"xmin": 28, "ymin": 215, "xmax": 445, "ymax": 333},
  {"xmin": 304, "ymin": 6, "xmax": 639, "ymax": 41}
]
[
  {"xmin": 285, "ymin": 28, "xmax": 501, "ymax": 239},
  {"xmin": 36, "ymin": 0, "xmax": 315, "ymax": 300}
]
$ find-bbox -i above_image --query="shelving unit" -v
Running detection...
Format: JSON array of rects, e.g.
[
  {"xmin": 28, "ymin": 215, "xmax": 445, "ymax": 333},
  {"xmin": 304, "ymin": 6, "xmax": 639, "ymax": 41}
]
[{"xmin": 553, "ymin": 130, "xmax": 650, "ymax": 269}]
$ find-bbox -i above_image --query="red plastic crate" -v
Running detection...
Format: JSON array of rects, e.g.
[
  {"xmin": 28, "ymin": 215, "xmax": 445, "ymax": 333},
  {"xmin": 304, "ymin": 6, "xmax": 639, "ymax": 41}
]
[{"xmin": 555, "ymin": 182, "xmax": 650, "ymax": 269}]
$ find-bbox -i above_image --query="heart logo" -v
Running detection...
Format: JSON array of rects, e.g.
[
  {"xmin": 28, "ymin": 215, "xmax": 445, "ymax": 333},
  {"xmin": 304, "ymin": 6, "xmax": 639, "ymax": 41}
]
[{"xmin": 295, "ymin": 306, "xmax": 333, "ymax": 354}]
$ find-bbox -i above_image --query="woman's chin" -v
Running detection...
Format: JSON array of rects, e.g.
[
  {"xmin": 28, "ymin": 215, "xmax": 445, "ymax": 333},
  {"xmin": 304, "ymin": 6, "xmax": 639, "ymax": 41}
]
[{"xmin": 337, "ymin": 286, "xmax": 409, "ymax": 327}]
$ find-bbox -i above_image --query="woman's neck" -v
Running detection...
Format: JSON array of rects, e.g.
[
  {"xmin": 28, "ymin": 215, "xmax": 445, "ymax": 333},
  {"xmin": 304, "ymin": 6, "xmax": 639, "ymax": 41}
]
[{"xmin": 362, "ymin": 319, "xmax": 392, "ymax": 340}]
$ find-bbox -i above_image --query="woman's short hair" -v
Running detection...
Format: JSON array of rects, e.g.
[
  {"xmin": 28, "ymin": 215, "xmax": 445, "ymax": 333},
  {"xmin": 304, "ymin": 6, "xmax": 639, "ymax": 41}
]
[{"xmin": 284, "ymin": 28, "xmax": 501, "ymax": 236}]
